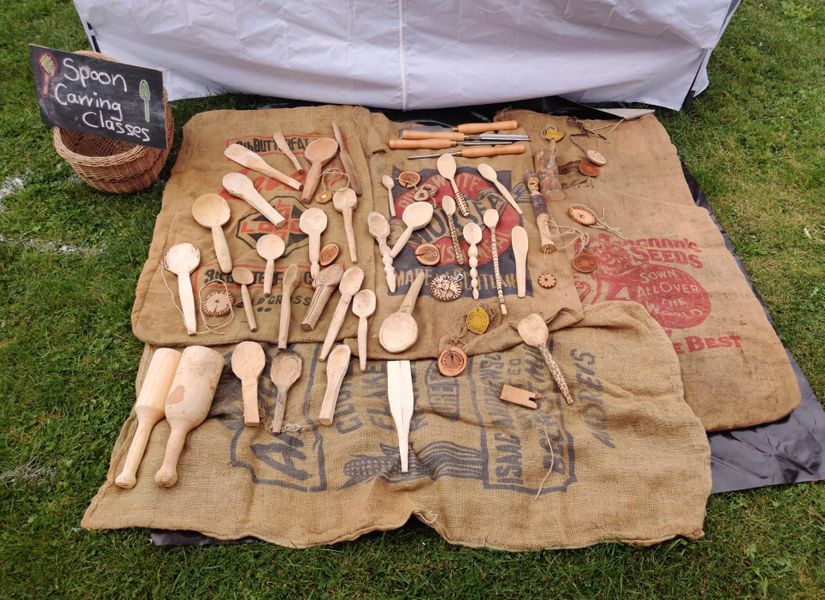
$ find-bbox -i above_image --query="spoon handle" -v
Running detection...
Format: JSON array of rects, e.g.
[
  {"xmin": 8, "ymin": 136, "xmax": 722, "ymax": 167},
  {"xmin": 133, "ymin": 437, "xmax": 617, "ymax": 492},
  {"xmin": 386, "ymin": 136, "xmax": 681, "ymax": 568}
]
[
  {"xmin": 390, "ymin": 227, "xmax": 414, "ymax": 258},
  {"xmin": 386, "ymin": 188, "xmax": 396, "ymax": 217},
  {"xmin": 357, "ymin": 316, "xmax": 368, "ymax": 372},
  {"xmin": 240, "ymin": 284, "xmax": 258, "ymax": 332},
  {"xmin": 493, "ymin": 179, "xmax": 522, "ymax": 215},
  {"xmin": 343, "ymin": 208, "xmax": 357, "ymax": 262},
  {"xmin": 488, "ymin": 225, "xmax": 507, "ymax": 315},
  {"xmin": 211, "ymin": 226, "xmax": 233, "ymax": 273},
  {"xmin": 467, "ymin": 243, "xmax": 479, "ymax": 300},
  {"xmin": 241, "ymin": 377, "xmax": 260, "ymax": 426},
  {"xmin": 177, "ymin": 273, "xmax": 197, "ymax": 335},
  {"xmin": 449, "ymin": 179, "xmax": 470, "ymax": 217},
  {"xmin": 263, "ymin": 259, "xmax": 275, "ymax": 297},
  {"xmin": 400, "ymin": 272, "xmax": 426, "ymax": 314},
  {"xmin": 445, "ymin": 213, "xmax": 465, "ymax": 265},
  {"xmin": 538, "ymin": 344, "xmax": 574, "ymax": 405},
  {"xmin": 271, "ymin": 387, "xmax": 288, "ymax": 433},
  {"xmin": 309, "ymin": 234, "xmax": 321, "ymax": 281},
  {"xmin": 278, "ymin": 288, "xmax": 293, "ymax": 349},
  {"xmin": 377, "ymin": 239, "xmax": 397, "ymax": 293}
]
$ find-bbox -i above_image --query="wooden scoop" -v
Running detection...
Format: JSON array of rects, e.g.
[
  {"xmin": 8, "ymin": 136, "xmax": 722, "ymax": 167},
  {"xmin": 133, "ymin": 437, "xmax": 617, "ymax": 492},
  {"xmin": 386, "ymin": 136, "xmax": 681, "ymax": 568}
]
[
  {"xmin": 463, "ymin": 223, "xmax": 483, "ymax": 300},
  {"xmin": 277, "ymin": 264, "xmax": 299, "ymax": 349},
  {"xmin": 378, "ymin": 271, "xmax": 426, "ymax": 353},
  {"xmin": 332, "ymin": 187, "xmax": 358, "ymax": 262},
  {"xmin": 318, "ymin": 344, "xmax": 351, "ymax": 425},
  {"xmin": 298, "ymin": 208, "xmax": 328, "ymax": 281},
  {"xmin": 256, "ymin": 234, "xmax": 285, "ymax": 296},
  {"xmin": 368, "ymin": 212, "xmax": 396, "ymax": 293},
  {"xmin": 437, "ymin": 153, "xmax": 469, "ymax": 216},
  {"xmin": 352, "ymin": 289, "xmax": 376, "ymax": 371},
  {"xmin": 223, "ymin": 172, "xmax": 286, "ymax": 227},
  {"xmin": 231, "ymin": 341, "xmax": 266, "ymax": 426},
  {"xmin": 232, "ymin": 267, "xmax": 257, "ymax": 332},
  {"xmin": 301, "ymin": 138, "xmax": 338, "ymax": 203},
  {"xmin": 269, "ymin": 350, "xmax": 302, "ymax": 433},
  {"xmin": 390, "ymin": 202, "xmax": 434, "ymax": 258},
  {"xmin": 224, "ymin": 143, "xmax": 302, "ymax": 190},
  {"xmin": 320, "ymin": 267, "xmax": 364, "ymax": 361},
  {"xmin": 381, "ymin": 175, "xmax": 396, "ymax": 217},
  {"xmin": 191, "ymin": 193, "xmax": 232, "ymax": 273},
  {"xmin": 301, "ymin": 264, "xmax": 343, "ymax": 331},
  {"xmin": 163, "ymin": 243, "xmax": 200, "ymax": 335},
  {"xmin": 483, "ymin": 209, "xmax": 507, "ymax": 315},
  {"xmin": 517, "ymin": 313, "xmax": 574, "ymax": 405},
  {"xmin": 478, "ymin": 163, "xmax": 522, "ymax": 215},
  {"xmin": 511, "ymin": 225, "xmax": 528, "ymax": 297}
]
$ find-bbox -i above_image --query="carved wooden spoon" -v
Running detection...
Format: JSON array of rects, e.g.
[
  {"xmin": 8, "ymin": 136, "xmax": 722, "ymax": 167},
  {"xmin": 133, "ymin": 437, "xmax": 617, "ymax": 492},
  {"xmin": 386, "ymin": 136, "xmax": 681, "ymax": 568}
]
[
  {"xmin": 301, "ymin": 138, "xmax": 338, "ymax": 203},
  {"xmin": 381, "ymin": 175, "xmax": 396, "ymax": 217},
  {"xmin": 277, "ymin": 264, "xmax": 299, "ymax": 349},
  {"xmin": 298, "ymin": 208, "xmax": 328, "ymax": 281},
  {"xmin": 352, "ymin": 289, "xmax": 376, "ymax": 371},
  {"xmin": 517, "ymin": 313, "xmax": 574, "ymax": 405},
  {"xmin": 224, "ymin": 143, "xmax": 302, "ymax": 190},
  {"xmin": 163, "ymin": 243, "xmax": 200, "ymax": 335},
  {"xmin": 379, "ymin": 272, "xmax": 426, "ymax": 353},
  {"xmin": 231, "ymin": 341, "xmax": 266, "ymax": 426},
  {"xmin": 478, "ymin": 163, "xmax": 522, "ymax": 214},
  {"xmin": 390, "ymin": 202, "xmax": 434, "ymax": 258},
  {"xmin": 256, "ymin": 234, "xmax": 285, "ymax": 296},
  {"xmin": 223, "ymin": 172, "xmax": 286, "ymax": 227},
  {"xmin": 232, "ymin": 267, "xmax": 257, "ymax": 332},
  {"xmin": 191, "ymin": 193, "xmax": 232, "ymax": 273},
  {"xmin": 269, "ymin": 350, "xmax": 302, "ymax": 433},
  {"xmin": 332, "ymin": 187, "xmax": 358, "ymax": 262},
  {"xmin": 368, "ymin": 212, "xmax": 396, "ymax": 292},
  {"xmin": 320, "ymin": 266, "xmax": 364, "ymax": 361}
]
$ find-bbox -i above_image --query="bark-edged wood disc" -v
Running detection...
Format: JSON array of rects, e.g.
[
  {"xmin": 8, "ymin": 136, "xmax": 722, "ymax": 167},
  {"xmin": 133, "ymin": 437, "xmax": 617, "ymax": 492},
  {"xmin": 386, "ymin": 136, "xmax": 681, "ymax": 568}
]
[
  {"xmin": 438, "ymin": 346, "xmax": 468, "ymax": 377},
  {"xmin": 578, "ymin": 160, "xmax": 601, "ymax": 177},
  {"xmin": 415, "ymin": 243, "xmax": 440, "ymax": 266},
  {"xmin": 538, "ymin": 272, "xmax": 557, "ymax": 289},
  {"xmin": 567, "ymin": 206, "xmax": 598, "ymax": 226},
  {"xmin": 397, "ymin": 171, "xmax": 421, "ymax": 188},
  {"xmin": 572, "ymin": 251, "xmax": 598, "ymax": 273},
  {"xmin": 319, "ymin": 242, "xmax": 340, "ymax": 266},
  {"xmin": 201, "ymin": 290, "xmax": 234, "ymax": 317}
]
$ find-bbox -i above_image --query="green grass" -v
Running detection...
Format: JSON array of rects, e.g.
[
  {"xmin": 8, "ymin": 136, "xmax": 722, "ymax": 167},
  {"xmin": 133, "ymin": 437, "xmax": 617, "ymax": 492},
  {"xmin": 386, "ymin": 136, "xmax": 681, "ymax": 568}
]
[{"xmin": 1, "ymin": 0, "xmax": 823, "ymax": 597}]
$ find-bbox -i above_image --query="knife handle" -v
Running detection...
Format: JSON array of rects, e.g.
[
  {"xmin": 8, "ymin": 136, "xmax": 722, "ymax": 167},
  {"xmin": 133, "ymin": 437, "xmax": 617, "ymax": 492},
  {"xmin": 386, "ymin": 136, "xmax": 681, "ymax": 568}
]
[
  {"xmin": 457, "ymin": 120, "xmax": 518, "ymax": 134},
  {"xmin": 460, "ymin": 144, "xmax": 525, "ymax": 158},
  {"xmin": 389, "ymin": 139, "xmax": 455, "ymax": 150},
  {"xmin": 401, "ymin": 130, "xmax": 464, "ymax": 141}
]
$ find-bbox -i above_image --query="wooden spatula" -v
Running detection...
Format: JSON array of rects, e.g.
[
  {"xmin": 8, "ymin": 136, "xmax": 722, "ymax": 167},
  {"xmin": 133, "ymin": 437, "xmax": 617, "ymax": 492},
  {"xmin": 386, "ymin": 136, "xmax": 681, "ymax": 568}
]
[
  {"xmin": 224, "ymin": 143, "xmax": 302, "ymax": 190},
  {"xmin": 511, "ymin": 225, "xmax": 528, "ymax": 297},
  {"xmin": 387, "ymin": 360, "xmax": 414, "ymax": 472},
  {"xmin": 223, "ymin": 172, "xmax": 286, "ymax": 227}
]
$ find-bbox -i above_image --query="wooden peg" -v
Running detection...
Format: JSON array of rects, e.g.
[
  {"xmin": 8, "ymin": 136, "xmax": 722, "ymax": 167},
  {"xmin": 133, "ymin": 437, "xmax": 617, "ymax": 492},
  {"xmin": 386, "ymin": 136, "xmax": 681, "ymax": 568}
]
[
  {"xmin": 318, "ymin": 344, "xmax": 351, "ymax": 425},
  {"xmin": 500, "ymin": 384, "xmax": 540, "ymax": 409}
]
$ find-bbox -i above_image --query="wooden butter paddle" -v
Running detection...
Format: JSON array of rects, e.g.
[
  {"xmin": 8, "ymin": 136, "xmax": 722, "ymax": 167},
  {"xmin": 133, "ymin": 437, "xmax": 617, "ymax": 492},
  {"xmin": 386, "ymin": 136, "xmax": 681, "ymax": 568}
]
[
  {"xmin": 231, "ymin": 341, "xmax": 266, "ymax": 426},
  {"xmin": 223, "ymin": 172, "xmax": 286, "ymax": 227},
  {"xmin": 224, "ymin": 143, "xmax": 302, "ymax": 190},
  {"xmin": 191, "ymin": 193, "xmax": 233, "ymax": 273},
  {"xmin": 163, "ymin": 243, "xmax": 200, "ymax": 336}
]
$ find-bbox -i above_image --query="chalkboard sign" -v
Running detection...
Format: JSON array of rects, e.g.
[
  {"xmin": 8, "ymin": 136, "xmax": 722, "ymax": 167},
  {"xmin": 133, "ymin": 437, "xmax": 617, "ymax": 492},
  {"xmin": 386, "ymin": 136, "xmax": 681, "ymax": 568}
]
[{"xmin": 28, "ymin": 45, "xmax": 167, "ymax": 149}]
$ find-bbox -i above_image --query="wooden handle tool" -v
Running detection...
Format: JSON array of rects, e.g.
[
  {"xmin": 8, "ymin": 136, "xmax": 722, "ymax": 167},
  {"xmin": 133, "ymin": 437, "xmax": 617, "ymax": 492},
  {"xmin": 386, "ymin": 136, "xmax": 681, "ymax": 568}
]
[
  {"xmin": 318, "ymin": 344, "xmax": 351, "ymax": 425},
  {"xmin": 115, "ymin": 348, "xmax": 182, "ymax": 489},
  {"xmin": 410, "ymin": 144, "xmax": 525, "ymax": 160},
  {"xmin": 401, "ymin": 130, "xmax": 528, "ymax": 141},
  {"xmin": 524, "ymin": 171, "xmax": 557, "ymax": 252},
  {"xmin": 223, "ymin": 172, "xmax": 286, "ymax": 227},
  {"xmin": 389, "ymin": 139, "xmax": 455, "ymax": 150},
  {"xmin": 332, "ymin": 121, "xmax": 362, "ymax": 195},
  {"xmin": 273, "ymin": 127, "xmax": 303, "ymax": 172},
  {"xmin": 223, "ymin": 143, "xmax": 302, "ymax": 190},
  {"xmin": 278, "ymin": 264, "xmax": 299, "ymax": 349},
  {"xmin": 456, "ymin": 120, "xmax": 518, "ymax": 134}
]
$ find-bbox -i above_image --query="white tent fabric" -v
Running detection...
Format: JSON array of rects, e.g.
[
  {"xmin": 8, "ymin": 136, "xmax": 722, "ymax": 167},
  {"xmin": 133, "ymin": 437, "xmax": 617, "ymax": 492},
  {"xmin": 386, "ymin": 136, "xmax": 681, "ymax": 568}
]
[{"xmin": 72, "ymin": 0, "xmax": 739, "ymax": 110}]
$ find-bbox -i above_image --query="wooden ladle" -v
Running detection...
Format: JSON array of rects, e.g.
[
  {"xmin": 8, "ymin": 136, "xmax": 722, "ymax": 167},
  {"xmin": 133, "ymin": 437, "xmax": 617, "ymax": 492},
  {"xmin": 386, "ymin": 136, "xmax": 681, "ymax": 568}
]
[
  {"xmin": 298, "ymin": 208, "xmax": 328, "ymax": 281},
  {"xmin": 390, "ymin": 202, "xmax": 434, "ymax": 258},
  {"xmin": 231, "ymin": 341, "xmax": 266, "ymax": 426},
  {"xmin": 224, "ymin": 143, "xmax": 302, "ymax": 190},
  {"xmin": 517, "ymin": 313, "xmax": 574, "ymax": 405},
  {"xmin": 368, "ymin": 212, "xmax": 396, "ymax": 293},
  {"xmin": 301, "ymin": 138, "xmax": 338, "ymax": 204},
  {"xmin": 256, "ymin": 234, "xmax": 285, "ymax": 296},
  {"xmin": 163, "ymin": 243, "xmax": 200, "ymax": 336},
  {"xmin": 352, "ymin": 289, "xmax": 376, "ymax": 371},
  {"xmin": 381, "ymin": 175, "xmax": 396, "ymax": 217},
  {"xmin": 232, "ymin": 267, "xmax": 257, "ymax": 332},
  {"xmin": 191, "ymin": 193, "xmax": 232, "ymax": 273},
  {"xmin": 320, "ymin": 266, "xmax": 364, "ymax": 361},
  {"xmin": 223, "ymin": 173, "xmax": 286, "ymax": 227},
  {"xmin": 478, "ymin": 163, "xmax": 522, "ymax": 214},
  {"xmin": 332, "ymin": 187, "xmax": 358, "ymax": 262},
  {"xmin": 269, "ymin": 350, "xmax": 302, "ymax": 433},
  {"xmin": 378, "ymin": 271, "xmax": 426, "ymax": 353}
]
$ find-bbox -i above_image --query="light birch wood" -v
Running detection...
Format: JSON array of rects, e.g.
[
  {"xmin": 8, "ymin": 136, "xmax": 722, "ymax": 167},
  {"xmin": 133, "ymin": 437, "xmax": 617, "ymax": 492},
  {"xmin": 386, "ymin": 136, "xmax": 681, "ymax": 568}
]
[
  {"xmin": 332, "ymin": 122, "xmax": 362, "ymax": 195},
  {"xmin": 477, "ymin": 163, "xmax": 522, "ymax": 214},
  {"xmin": 332, "ymin": 187, "xmax": 358, "ymax": 262},
  {"xmin": 390, "ymin": 202, "xmax": 433, "ymax": 258},
  {"xmin": 277, "ymin": 264, "xmax": 299, "ymax": 349},
  {"xmin": 298, "ymin": 208, "xmax": 328, "ymax": 281},
  {"xmin": 517, "ymin": 313, "xmax": 574, "ymax": 405},
  {"xmin": 223, "ymin": 172, "xmax": 286, "ymax": 227},
  {"xmin": 378, "ymin": 272, "xmax": 426, "ymax": 353},
  {"xmin": 273, "ymin": 127, "xmax": 303, "ymax": 172},
  {"xmin": 500, "ymin": 384, "xmax": 539, "ymax": 409},
  {"xmin": 301, "ymin": 264, "xmax": 343, "ymax": 331},
  {"xmin": 483, "ymin": 209, "xmax": 507, "ymax": 315},
  {"xmin": 223, "ymin": 143, "xmax": 302, "ymax": 190},
  {"xmin": 524, "ymin": 171, "xmax": 557, "ymax": 252},
  {"xmin": 320, "ymin": 267, "xmax": 364, "ymax": 360},
  {"xmin": 231, "ymin": 341, "xmax": 265, "ymax": 426},
  {"xmin": 456, "ymin": 120, "xmax": 518, "ymax": 134},
  {"xmin": 301, "ymin": 138, "xmax": 338, "ymax": 203},
  {"xmin": 511, "ymin": 225, "xmax": 529, "ymax": 298},
  {"xmin": 387, "ymin": 360, "xmax": 415, "ymax": 472},
  {"xmin": 437, "ymin": 153, "xmax": 469, "ymax": 216},
  {"xmin": 318, "ymin": 344, "xmax": 351, "ymax": 425},
  {"xmin": 232, "ymin": 267, "xmax": 257, "ymax": 332},
  {"xmin": 269, "ymin": 350, "xmax": 302, "ymax": 433},
  {"xmin": 381, "ymin": 175, "xmax": 396, "ymax": 217},
  {"xmin": 536, "ymin": 143, "xmax": 565, "ymax": 204},
  {"xmin": 389, "ymin": 138, "xmax": 455, "ymax": 150},
  {"xmin": 441, "ymin": 196, "xmax": 465, "ymax": 265},
  {"xmin": 191, "ymin": 193, "xmax": 232, "ymax": 273},
  {"xmin": 163, "ymin": 243, "xmax": 200, "ymax": 335},
  {"xmin": 462, "ymin": 223, "xmax": 482, "ymax": 300},
  {"xmin": 368, "ymin": 212, "xmax": 396, "ymax": 292},
  {"xmin": 352, "ymin": 289, "xmax": 376, "ymax": 371},
  {"xmin": 256, "ymin": 234, "xmax": 285, "ymax": 296}
]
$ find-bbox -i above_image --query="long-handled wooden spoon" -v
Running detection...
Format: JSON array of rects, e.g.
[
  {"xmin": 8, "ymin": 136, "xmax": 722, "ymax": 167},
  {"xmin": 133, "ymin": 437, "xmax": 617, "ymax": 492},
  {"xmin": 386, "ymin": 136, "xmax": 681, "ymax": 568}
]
[
  {"xmin": 511, "ymin": 225, "xmax": 528, "ymax": 297},
  {"xmin": 223, "ymin": 173, "xmax": 286, "ymax": 227},
  {"xmin": 191, "ymin": 193, "xmax": 232, "ymax": 273},
  {"xmin": 269, "ymin": 350, "xmax": 302, "ymax": 433},
  {"xmin": 320, "ymin": 267, "xmax": 364, "ymax": 360},
  {"xmin": 277, "ymin": 264, "xmax": 299, "ymax": 349},
  {"xmin": 441, "ymin": 195, "xmax": 465, "ymax": 265},
  {"xmin": 390, "ymin": 202, "xmax": 434, "ymax": 258},
  {"xmin": 301, "ymin": 138, "xmax": 338, "ymax": 203},
  {"xmin": 367, "ymin": 212, "xmax": 396, "ymax": 292},
  {"xmin": 437, "ymin": 153, "xmax": 469, "ymax": 216},
  {"xmin": 352, "ymin": 289, "xmax": 376, "ymax": 371},
  {"xmin": 163, "ymin": 243, "xmax": 200, "ymax": 335},
  {"xmin": 462, "ymin": 223, "xmax": 483, "ymax": 300},
  {"xmin": 319, "ymin": 344, "xmax": 351, "ymax": 425},
  {"xmin": 379, "ymin": 272, "xmax": 426, "ymax": 353},
  {"xmin": 332, "ymin": 187, "xmax": 358, "ymax": 262},
  {"xmin": 231, "ymin": 341, "xmax": 266, "ymax": 426},
  {"xmin": 332, "ymin": 121, "xmax": 362, "ymax": 195},
  {"xmin": 301, "ymin": 264, "xmax": 343, "ymax": 331},
  {"xmin": 478, "ymin": 163, "xmax": 522, "ymax": 214},
  {"xmin": 298, "ymin": 208, "xmax": 328, "ymax": 281},
  {"xmin": 224, "ymin": 143, "xmax": 302, "ymax": 190},
  {"xmin": 232, "ymin": 267, "xmax": 257, "ymax": 332},
  {"xmin": 517, "ymin": 313, "xmax": 574, "ymax": 405},
  {"xmin": 483, "ymin": 209, "xmax": 507, "ymax": 315},
  {"xmin": 381, "ymin": 175, "xmax": 396, "ymax": 217},
  {"xmin": 256, "ymin": 234, "xmax": 285, "ymax": 296}
]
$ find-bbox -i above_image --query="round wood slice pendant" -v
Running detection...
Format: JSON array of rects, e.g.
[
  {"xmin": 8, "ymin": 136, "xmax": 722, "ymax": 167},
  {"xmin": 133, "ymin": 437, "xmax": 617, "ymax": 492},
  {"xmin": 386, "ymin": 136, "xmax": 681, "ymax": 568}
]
[
  {"xmin": 541, "ymin": 126, "xmax": 565, "ymax": 141},
  {"xmin": 316, "ymin": 191, "xmax": 333, "ymax": 204},
  {"xmin": 397, "ymin": 171, "xmax": 421, "ymax": 188},
  {"xmin": 428, "ymin": 273, "xmax": 463, "ymax": 301},
  {"xmin": 586, "ymin": 150, "xmax": 607, "ymax": 166},
  {"xmin": 438, "ymin": 346, "xmax": 468, "ymax": 377},
  {"xmin": 319, "ymin": 242, "xmax": 340, "ymax": 266},
  {"xmin": 201, "ymin": 290, "xmax": 234, "ymax": 317},
  {"xmin": 567, "ymin": 206, "xmax": 598, "ymax": 226},
  {"xmin": 572, "ymin": 251, "xmax": 598, "ymax": 273},
  {"xmin": 578, "ymin": 160, "xmax": 601, "ymax": 177},
  {"xmin": 466, "ymin": 305, "xmax": 490, "ymax": 335},
  {"xmin": 413, "ymin": 188, "xmax": 430, "ymax": 202},
  {"xmin": 538, "ymin": 272, "xmax": 557, "ymax": 289},
  {"xmin": 415, "ymin": 243, "xmax": 440, "ymax": 266}
]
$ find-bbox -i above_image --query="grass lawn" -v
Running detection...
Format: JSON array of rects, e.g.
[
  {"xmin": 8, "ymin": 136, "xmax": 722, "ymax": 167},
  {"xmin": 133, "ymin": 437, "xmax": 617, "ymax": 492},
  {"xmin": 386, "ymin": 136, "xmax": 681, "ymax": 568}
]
[{"xmin": 1, "ymin": 0, "xmax": 823, "ymax": 597}]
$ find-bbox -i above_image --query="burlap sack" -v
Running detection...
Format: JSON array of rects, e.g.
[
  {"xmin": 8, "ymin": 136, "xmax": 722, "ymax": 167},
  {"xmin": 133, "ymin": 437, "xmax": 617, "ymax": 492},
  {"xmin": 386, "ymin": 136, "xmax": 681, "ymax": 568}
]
[
  {"xmin": 132, "ymin": 106, "xmax": 583, "ymax": 359},
  {"xmin": 84, "ymin": 302, "xmax": 711, "ymax": 550}
]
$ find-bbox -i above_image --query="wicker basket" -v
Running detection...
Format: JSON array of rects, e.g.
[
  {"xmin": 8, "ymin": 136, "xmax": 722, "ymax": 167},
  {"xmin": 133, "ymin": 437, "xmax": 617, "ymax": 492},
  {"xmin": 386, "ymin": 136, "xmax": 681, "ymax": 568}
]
[{"xmin": 52, "ymin": 51, "xmax": 174, "ymax": 194}]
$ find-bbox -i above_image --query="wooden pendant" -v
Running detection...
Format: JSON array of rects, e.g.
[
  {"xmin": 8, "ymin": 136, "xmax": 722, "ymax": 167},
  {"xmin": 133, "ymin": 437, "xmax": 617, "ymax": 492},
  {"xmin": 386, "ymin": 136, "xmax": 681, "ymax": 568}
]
[
  {"xmin": 466, "ymin": 305, "xmax": 490, "ymax": 335},
  {"xmin": 438, "ymin": 346, "xmax": 468, "ymax": 377},
  {"xmin": 428, "ymin": 273, "xmax": 463, "ymax": 302}
]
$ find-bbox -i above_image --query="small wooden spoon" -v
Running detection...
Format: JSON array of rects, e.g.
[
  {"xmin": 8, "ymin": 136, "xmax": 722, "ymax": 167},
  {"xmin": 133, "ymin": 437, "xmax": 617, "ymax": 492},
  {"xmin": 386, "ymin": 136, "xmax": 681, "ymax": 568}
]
[
  {"xmin": 232, "ymin": 267, "xmax": 257, "ymax": 332},
  {"xmin": 478, "ymin": 163, "xmax": 522, "ymax": 214},
  {"xmin": 277, "ymin": 264, "xmax": 299, "ymax": 349},
  {"xmin": 390, "ymin": 202, "xmax": 434, "ymax": 258},
  {"xmin": 332, "ymin": 187, "xmax": 358, "ymax": 262},
  {"xmin": 437, "ymin": 153, "xmax": 469, "ymax": 216},
  {"xmin": 301, "ymin": 264, "xmax": 343, "ymax": 331},
  {"xmin": 224, "ymin": 143, "xmax": 302, "ymax": 190},
  {"xmin": 256, "ymin": 234, "xmax": 285, "ymax": 296},
  {"xmin": 352, "ymin": 289, "xmax": 376, "ymax": 371},
  {"xmin": 223, "ymin": 173, "xmax": 286, "ymax": 227},
  {"xmin": 319, "ymin": 344, "xmax": 351, "ymax": 425},
  {"xmin": 441, "ymin": 195, "xmax": 465, "ymax": 265},
  {"xmin": 511, "ymin": 225, "xmax": 528, "ymax": 297},
  {"xmin": 381, "ymin": 175, "xmax": 396, "ymax": 217},
  {"xmin": 517, "ymin": 313, "xmax": 574, "ymax": 405},
  {"xmin": 298, "ymin": 208, "xmax": 328, "ymax": 281},
  {"xmin": 320, "ymin": 267, "xmax": 364, "ymax": 360},
  {"xmin": 301, "ymin": 138, "xmax": 338, "ymax": 203},
  {"xmin": 163, "ymin": 243, "xmax": 200, "ymax": 335},
  {"xmin": 269, "ymin": 350, "xmax": 302, "ymax": 433},
  {"xmin": 191, "ymin": 193, "xmax": 232, "ymax": 273},
  {"xmin": 368, "ymin": 212, "xmax": 396, "ymax": 292},
  {"xmin": 379, "ymin": 271, "xmax": 426, "ymax": 353},
  {"xmin": 483, "ymin": 209, "xmax": 507, "ymax": 315},
  {"xmin": 463, "ymin": 222, "xmax": 483, "ymax": 300},
  {"xmin": 231, "ymin": 341, "xmax": 266, "ymax": 426}
]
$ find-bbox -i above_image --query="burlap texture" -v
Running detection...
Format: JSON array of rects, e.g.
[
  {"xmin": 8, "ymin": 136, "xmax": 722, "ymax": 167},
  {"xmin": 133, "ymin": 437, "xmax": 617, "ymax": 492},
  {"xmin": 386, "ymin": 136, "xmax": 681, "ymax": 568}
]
[{"xmin": 84, "ymin": 302, "xmax": 710, "ymax": 550}]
